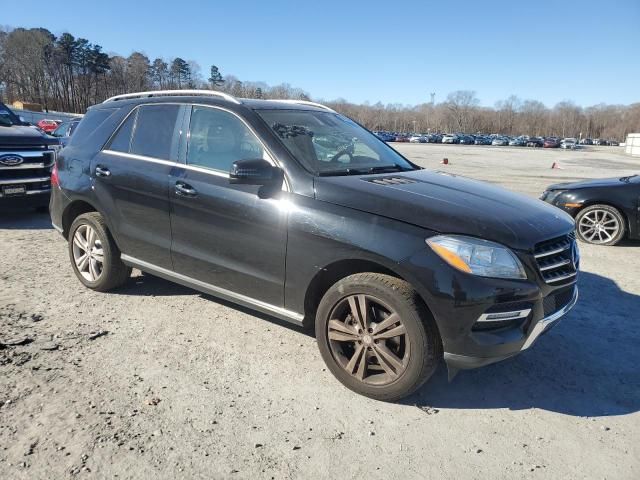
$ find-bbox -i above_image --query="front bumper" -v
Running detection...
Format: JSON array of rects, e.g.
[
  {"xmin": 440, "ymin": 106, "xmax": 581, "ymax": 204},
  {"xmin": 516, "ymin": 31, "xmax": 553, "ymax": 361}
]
[{"xmin": 443, "ymin": 285, "xmax": 578, "ymax": 371}]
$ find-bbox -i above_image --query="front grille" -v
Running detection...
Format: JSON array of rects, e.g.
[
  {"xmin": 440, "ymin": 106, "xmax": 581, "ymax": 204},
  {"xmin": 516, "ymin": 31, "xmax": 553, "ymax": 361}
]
[
  {"xmin": 533, "ymin": 232, "xmax": 578, "ymax": 285},
  {"xmin": 0, "ymin": 148, "xmax": 54, "ymax": 196},
  {"xmin": 367, "ymin": 176, "xmax": 417, "ymax": 185},
  {"xmin": 543, "ymin": 286, "xmax": 576, "ymax": 316}
]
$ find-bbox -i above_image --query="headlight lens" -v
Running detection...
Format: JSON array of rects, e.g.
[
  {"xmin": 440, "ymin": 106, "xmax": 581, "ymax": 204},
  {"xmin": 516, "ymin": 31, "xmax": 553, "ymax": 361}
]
[
  {"xmin": 542, "ymin": 189, "xmax": 565, "ymax": 203},
  {"xmin": 426, "ymin": 235, "xmax": 527, "ymax": 279}
]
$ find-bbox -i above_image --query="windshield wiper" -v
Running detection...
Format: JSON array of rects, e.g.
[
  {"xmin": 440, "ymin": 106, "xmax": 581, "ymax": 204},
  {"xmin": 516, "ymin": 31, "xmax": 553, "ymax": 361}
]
[
  {"xmin": 318, "ymin": 164, "xmax": 414, "ymax": 177},
  {"xmin": 318, "ymin": 168, "xmax": 370, "ymax": 177},
  {"xmin": 620, "ymin": 174, "xmax": 638, "ymax": 182},
  {"xmin": 368, "ymin": 165, "xmax": 409, "ymax": 174}
]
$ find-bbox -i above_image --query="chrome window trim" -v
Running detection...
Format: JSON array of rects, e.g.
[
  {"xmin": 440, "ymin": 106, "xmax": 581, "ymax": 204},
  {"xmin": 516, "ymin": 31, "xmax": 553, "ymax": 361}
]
[
  {"xmin": 102, "ymin": 149, "xmax": 176, "ymax": 167},
  {"xmin": 120, "ymin": 254, "xmax": 304, "ymax": 325}
]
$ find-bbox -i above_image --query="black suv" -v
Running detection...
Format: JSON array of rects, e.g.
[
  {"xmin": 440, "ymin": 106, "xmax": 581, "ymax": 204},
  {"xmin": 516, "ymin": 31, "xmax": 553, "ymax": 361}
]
[
  {"xmin": 50, "ymin": 90, "xmax": 579, "ymax": 401},
  {"xmin": 1, "ymin": 103, "xmax": 60, "ymax": 210}
]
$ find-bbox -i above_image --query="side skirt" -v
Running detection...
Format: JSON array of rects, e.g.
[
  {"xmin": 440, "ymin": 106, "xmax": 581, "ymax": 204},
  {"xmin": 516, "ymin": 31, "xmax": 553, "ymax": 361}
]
[{"xmin": 120, "ymin": 254, "xmax": 305, "ymax": 327}]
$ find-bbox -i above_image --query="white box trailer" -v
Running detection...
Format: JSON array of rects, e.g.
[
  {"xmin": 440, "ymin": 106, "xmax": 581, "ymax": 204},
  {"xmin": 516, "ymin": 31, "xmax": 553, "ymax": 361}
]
[{"xmin": 625, "ymin": 133, "xmax": 640, "ymax": 157}]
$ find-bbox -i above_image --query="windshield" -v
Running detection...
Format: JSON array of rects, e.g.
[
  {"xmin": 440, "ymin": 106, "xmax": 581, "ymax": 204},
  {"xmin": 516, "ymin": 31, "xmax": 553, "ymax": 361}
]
[
  {"xmin": 0, "ymin": 107, "xmax": 19, "ymax": 127},
  {"xmin": 257, "ymin": 110, "xmax": 416, "ymax": 176}
]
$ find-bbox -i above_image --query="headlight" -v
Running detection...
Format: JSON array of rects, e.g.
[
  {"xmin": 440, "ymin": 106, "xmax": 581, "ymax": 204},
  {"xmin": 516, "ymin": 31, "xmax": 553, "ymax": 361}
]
[
  {"xmin": 426, "ymin": 235, "xmax": 527, "ymax": 279},
  {"xmin": 542, "ymin": 189, "xmax": 565, "ymax": 203}
]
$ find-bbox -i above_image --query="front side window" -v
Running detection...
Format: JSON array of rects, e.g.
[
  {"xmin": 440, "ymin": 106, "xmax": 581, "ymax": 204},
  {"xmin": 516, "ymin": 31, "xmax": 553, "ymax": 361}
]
[
  {"xmin": 256, "ymin": 110, "xmax": 416, "ymax": 176},
  {"xmin": 186, "ymin": 106, "xmax": 265, "ymax": 172}
]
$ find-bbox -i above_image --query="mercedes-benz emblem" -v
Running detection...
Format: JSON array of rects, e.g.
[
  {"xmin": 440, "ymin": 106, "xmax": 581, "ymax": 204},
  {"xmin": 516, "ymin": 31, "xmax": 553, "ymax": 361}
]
[{"xmin": 0, "ymin": 155, "xmax": 24, "ymax": 166}]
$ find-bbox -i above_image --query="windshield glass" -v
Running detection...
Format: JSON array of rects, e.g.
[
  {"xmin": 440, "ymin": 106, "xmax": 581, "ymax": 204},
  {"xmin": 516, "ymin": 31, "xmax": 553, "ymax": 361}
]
[
  {"xmin": 0, "ymin": 107, "xmax": 19, "ymax": 127},
  {"xmin": 257, "ymin": 110, "xmax": 416, "ymax": 175}
]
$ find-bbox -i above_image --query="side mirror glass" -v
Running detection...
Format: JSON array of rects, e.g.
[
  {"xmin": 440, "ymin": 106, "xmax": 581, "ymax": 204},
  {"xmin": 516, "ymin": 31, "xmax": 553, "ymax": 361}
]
[{"xmin": 229, "ymin": 159, "xmax": 283, "ymax": 186}]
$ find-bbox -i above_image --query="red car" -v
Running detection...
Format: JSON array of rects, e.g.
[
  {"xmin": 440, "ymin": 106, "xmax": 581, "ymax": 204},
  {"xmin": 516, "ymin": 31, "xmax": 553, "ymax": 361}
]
[
  {"xmin": 543, "ymin": 137, "xmax": 560, "ymax": 148},
  {"xmin": 36, "ymin": 119, "xmax": 62, "ymax": 134}
]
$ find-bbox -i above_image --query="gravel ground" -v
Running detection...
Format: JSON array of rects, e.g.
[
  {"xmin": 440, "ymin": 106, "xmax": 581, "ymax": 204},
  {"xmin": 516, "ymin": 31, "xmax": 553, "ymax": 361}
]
[{"xmin": 1, "ymin": 145, "xmax": 639, "ymax": 479}]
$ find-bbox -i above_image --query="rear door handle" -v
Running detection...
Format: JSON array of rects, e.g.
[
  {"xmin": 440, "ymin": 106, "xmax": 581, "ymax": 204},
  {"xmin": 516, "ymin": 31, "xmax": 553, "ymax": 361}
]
[
  {"xmin": 175, "ymin": 181, "xmax": 197, "ymax": 197},
  {"xmin": 95, "ymin": 165, "xmax": 111, "ymax": 177}
]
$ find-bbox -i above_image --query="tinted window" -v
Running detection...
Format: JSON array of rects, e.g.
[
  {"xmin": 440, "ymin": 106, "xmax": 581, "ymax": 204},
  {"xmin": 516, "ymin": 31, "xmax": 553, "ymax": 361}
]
[
  {"xmin": 257, "ymin": 110, "xmax": 415, "ymax": 175},
  {"xmin": 68, "ymin": 108, "xmax": 116, "ymax": 146},
  {"xmin": 107, "ymin": 110, "xmax": 137, "ymax": 153},
  {"xmin": 186, "ymin": 106, "xmax": 264, "ymax": 172},
  {"xmin": 52, "ymin": 122, "xmax": 70, "ymax": 137},
  {"xmin": 130, "ymin": 104, "xmax": 180, "ymax": 160}
]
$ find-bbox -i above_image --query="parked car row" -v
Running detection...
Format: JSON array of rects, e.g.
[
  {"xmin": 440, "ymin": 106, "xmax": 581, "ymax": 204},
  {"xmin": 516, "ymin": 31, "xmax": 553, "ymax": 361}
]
[{"xmin": 374, "ymin": 131, "xmax": 621, "ymax": 148}]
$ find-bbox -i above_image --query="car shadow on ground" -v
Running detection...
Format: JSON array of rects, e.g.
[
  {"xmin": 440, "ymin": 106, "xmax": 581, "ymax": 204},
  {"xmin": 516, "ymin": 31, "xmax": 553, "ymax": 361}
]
[
  {"xmin": 0, "ymin": 209, "xmax": 52, "ymax": 230},
  {"xmin": 113, "ymin": 272, "xmax": 312, "ymax": 336},
  {"xmin": 406, "ymin": 270, "xmax": 640, "ymax": 417}
]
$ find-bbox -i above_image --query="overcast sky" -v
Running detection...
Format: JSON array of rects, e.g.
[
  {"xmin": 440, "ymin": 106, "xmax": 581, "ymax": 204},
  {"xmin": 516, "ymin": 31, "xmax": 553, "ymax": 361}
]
[{"xmin": 3, "ymin": 0, "xmax": 639, "ymax": 107}]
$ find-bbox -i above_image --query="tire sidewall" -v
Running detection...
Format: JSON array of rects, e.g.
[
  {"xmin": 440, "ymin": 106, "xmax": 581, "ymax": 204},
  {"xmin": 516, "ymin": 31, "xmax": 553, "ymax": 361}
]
[
  {"xmin": 576, "ymin": 205, "xmax": 625, "ymax": 246},
  {"xmin": 315, "ymin": 275, "xmax": 434, "ymax": 400}
]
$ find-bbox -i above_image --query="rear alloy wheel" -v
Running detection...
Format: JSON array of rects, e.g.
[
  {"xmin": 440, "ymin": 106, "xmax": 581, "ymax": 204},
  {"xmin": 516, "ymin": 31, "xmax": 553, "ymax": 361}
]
[
  {"xmin": 316, "ymin": 273, "xmax": 441, "ymax": 401},
  {"xmin": 68, "ymin": 212, "xmax": 131, "ymax": 291},
  {"xmin": 576, "ymin": 204, "xmax": 625, "ymax": 246}
]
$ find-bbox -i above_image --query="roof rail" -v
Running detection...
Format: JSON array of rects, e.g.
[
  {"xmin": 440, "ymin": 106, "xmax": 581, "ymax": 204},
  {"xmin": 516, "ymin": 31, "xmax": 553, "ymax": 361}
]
[
  {"xmin": 103, "ymin": 90, "xmax": 241, "ymax": 104},
  {"xmin": 267, "ymin": 99, "xmax": 336, "ymax": 113}
]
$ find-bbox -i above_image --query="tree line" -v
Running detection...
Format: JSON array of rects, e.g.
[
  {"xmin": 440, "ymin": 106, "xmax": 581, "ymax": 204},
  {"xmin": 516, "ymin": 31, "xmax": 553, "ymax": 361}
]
[{"xmin": 1, "ymin": 26, "xmax": 638, "ymax": 140}]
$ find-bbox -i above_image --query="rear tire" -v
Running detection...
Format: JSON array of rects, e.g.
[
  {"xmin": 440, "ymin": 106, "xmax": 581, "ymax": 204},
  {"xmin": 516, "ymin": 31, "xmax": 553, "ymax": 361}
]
[
  {"xmin": 68, "ymin": 212, "xmax": 131, "ymax": 291},
  {"xmin": 315, "ymin": 273, "xmax": 441, "ymax": 401}
]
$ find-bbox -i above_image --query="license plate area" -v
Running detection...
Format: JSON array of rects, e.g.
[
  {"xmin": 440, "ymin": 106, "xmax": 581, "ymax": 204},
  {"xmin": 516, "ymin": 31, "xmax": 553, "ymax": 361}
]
[{"xmin": 2, "ymin": 184, "xmax": 27, "ymax": 196}]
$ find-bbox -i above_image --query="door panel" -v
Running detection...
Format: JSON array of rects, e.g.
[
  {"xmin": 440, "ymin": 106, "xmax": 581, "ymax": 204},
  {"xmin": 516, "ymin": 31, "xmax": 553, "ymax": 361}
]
[
  {"xmin": 169, "ymin": 167, "xmax": 288, "ymax": 306},
  {"xmin": 90, "ymin": 103, "xmax": 183, "ymax": 270},
  {"xmin": 169, "ymin": 104, "xmax": 287, "ymax": 306},
  {"xmin": 91, "ymin": 151, "xmax": 174, "ymax": 269}
]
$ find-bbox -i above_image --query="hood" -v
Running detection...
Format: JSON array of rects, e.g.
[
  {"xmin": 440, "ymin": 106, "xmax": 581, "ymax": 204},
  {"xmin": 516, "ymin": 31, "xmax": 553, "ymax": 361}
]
[
  {"xmin": 314, "ymin": 169, "xmax": 574, "ymax": 251},
  {"xmin": 0, "ymin": 125, "xmax": 57, "ymax": 146},
  {"xmin": 548, "ymin": 176, "xmax": 635, "ymax": 190}
]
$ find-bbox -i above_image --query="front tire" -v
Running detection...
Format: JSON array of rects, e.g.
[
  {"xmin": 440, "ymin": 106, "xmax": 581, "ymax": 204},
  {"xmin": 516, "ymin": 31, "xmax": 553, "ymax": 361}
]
[
  {"xmin": 68, "ymin": 212, "xmax": 131, "ymax": 291},
  {"xmin": 315, "ymin": 273, "xmax": 441, "ymax": 401},
  {"xmin": 576, "ymin": 204, "xmax": 625, "ymax": 246}
]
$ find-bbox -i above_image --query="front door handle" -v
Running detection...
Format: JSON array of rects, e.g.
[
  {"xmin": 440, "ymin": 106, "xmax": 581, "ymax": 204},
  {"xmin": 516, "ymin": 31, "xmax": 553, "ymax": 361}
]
[
  {"xmin": 95, "ymin": 165, "xmax": 111, "ymax": 177},
  {"xmin": 175, "ymin": 181, "xmax": 197, "ymax": 197}
]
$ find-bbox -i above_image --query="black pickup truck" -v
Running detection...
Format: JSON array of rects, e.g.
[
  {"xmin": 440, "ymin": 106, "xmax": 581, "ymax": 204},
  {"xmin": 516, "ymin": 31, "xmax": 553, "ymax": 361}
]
[{"xmin": 0, "ymin": 102, "xmax": 60, "ymax": 211}]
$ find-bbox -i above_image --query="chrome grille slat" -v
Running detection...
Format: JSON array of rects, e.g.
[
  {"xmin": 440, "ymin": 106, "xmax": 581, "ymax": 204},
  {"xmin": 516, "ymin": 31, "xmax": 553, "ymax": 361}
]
[
  {"xmin": 533, "ymin": 233, "xmax": 578, "ymax": 285},
  {"xmin": 539, "ymin": 259, "xmax": 571, "ymax": 271}
]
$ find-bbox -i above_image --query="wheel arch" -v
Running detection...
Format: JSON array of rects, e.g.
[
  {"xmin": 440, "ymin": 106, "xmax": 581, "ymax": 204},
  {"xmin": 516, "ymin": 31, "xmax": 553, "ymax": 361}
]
[
  {"xmin": 61, "ymin": 199, "xmax": 121, "ymax": 247},
  {"xmin": 302, "ymin": 258, "xmax": 437, "ymax": 330}
]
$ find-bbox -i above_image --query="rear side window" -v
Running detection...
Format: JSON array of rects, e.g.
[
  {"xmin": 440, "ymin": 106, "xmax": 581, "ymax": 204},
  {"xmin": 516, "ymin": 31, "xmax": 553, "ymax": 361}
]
[
  {"xmin": 108, "ymin": 110, "xmax": 137, "ymax": 153},
  {"xmin": 131, "ymin": 105, "xmax": 180, "ymax": 160},
  {"xmin": 68, "ymin": 108, "xmax": 115, "ymax": 146},
  {"xmin": 106, "ymin": 104, "xmax": 180, "ymax": 160}
]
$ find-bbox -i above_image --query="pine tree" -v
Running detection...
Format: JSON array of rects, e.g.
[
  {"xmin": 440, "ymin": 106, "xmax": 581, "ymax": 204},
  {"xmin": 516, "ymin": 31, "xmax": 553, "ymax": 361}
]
[{"xmin": 208, "ymin": 65, "xmax": 224, "ymax": 88}]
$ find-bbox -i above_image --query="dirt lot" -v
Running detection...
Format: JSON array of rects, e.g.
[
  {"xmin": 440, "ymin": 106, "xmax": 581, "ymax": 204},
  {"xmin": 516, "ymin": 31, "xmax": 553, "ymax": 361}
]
[{"xmin": 1, "ymin": 145, "xmax": 639, "ymax": 479}]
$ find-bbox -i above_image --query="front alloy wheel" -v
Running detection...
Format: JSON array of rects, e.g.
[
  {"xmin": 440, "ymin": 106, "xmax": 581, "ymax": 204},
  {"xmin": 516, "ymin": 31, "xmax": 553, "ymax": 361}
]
[
  {"xmin": 316, "ymin": 273, "xmax": 441, "ymax": 401},
  {"xmin": 576, "ymin": 204, "xmax": 625, "ymax": 246},
  {"xmin": 327, "ymin": 294, "xmax": 409, "ymax": 385}
]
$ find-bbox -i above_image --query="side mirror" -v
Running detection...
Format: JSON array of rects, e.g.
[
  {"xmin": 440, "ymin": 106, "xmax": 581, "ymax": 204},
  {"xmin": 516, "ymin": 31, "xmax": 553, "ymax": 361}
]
[{"xmin": 229, "ymin": 159, "xmax": 283, "ymax": 186}]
